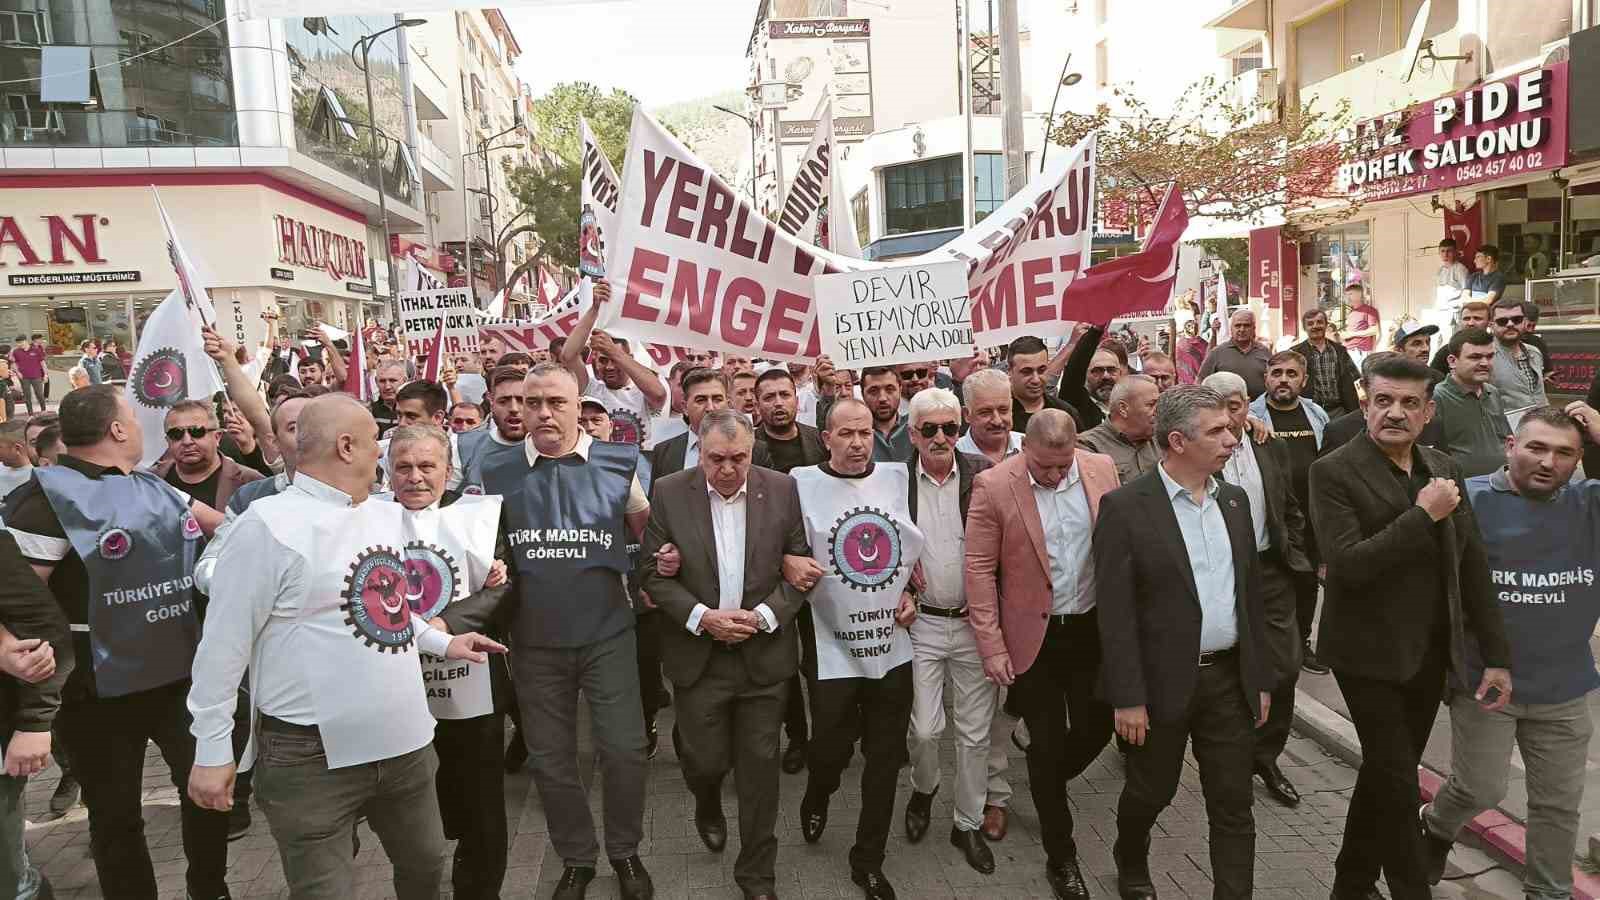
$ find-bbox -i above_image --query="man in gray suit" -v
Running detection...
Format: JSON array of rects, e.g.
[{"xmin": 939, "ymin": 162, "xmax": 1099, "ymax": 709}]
[{"xmin": 641, "ymin": 410, "xmax": 811, "ymax": 900}]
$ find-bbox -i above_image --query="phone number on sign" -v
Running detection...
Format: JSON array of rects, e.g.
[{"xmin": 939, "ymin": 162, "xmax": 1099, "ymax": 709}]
[{"xmin": 1449, "ymin": 151, "xmax": 1545, "ymax": 185}]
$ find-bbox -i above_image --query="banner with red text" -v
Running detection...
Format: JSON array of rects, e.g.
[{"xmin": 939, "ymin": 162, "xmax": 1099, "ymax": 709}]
[
  {"xmin": 478, "ymin": 288, "xmax": 583, "ymax": 353},
  {"xmin": 778, "ymin": 103, "xmax": 833, "ymax": 248},
  {"xmin": 605, "ymin": 109, "xmax": 1095, "ymax": 361}
]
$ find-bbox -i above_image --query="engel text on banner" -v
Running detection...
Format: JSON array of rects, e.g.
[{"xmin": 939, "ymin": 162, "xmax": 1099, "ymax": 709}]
[
  {"xmin": 607, "ymin": 108, "xmax": 1096, "ymax": 361},
  {"xmin": 399, "ymin": 287, "xmax": 480, "ymax": 356},
  {"xmin": 816, "ymin": 260, "xmax": 972, "ymax": 367}
]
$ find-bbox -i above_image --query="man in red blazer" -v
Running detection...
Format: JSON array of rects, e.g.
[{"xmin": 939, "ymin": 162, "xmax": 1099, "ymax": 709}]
[{"xmin": 965, "ymin": 408, "xmax": 1120, "ymax": 900}]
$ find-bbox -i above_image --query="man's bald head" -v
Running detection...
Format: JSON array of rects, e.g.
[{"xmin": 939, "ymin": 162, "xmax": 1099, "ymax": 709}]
[{"xmin": 296, "ymin": 393, "xmax": 375, "ymax": 463}]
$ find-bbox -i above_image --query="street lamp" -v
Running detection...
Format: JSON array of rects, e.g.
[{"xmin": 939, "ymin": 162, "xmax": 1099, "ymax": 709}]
[
  {"xmin": 462, "ymin": 121, "xmax": 524, "ymax": 303},
  {"xmin": 351, "ymin": 16, "xmax": 426, "ymax": 320},
  {"xmin": 1038, "ymin": 54, "xmax": 1083, "ymax": 173},
  {"xmin": 713, "ymin": 104, "xmax": 758, "ymax": 206}
]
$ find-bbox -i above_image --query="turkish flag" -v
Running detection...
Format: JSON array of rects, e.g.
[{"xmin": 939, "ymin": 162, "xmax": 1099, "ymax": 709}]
[
  {"xmin": 1063, "ymin": 183, "xmax": 1189, "ymax": 325},
  {"xmin": 1444, "ymin": 201, "xmax": 1483, "ymax": 273}
]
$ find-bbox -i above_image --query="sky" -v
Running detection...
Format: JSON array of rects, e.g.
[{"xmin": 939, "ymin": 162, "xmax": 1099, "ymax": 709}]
[{"xmin": 504, "ymin": 0, "xmax": 755, "ymax": 108}]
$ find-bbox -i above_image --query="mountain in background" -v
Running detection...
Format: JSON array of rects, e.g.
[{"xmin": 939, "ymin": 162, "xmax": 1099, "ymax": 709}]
[{"xmin": 651, "ymin": 88, "xmax": 752, "ymax": 191}]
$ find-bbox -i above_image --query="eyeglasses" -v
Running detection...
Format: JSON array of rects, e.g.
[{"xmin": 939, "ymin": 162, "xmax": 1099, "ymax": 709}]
[
  {"xmin": 899, "ymin": 368, "xmax": 932, "ymax": 381},
  {"xmin": 165, "ymin": 426, "xmax": 214, "ymax": 441},
  {"xmin": 916, "ymin": 422, "xmax": 960, "ymax": 439},
  {"xmin": 1494, "ymin": 315, "xmax": 1525, "ymax": 326}
]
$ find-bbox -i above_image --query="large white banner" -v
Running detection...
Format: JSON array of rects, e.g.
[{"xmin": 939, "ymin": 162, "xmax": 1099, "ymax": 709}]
[
  {"xmin": 607, "ymin": 109, "xmax": 1095, "ymax": 362},
  {"xmin": 777, "ymin": 104, "xmax": 833, "ymax": 247}
]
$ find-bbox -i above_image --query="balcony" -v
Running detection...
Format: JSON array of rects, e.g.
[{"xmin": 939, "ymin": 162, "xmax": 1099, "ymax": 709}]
[
  {"xmin": 1296, "ymin": 29, "xmax": 1466, "ymax": 123},
  {"xmin": 411, "ymin": 52, "xmax": 451, "ymax": 121},
  {"xmin": 416, "ymin": 129, "xmax": 454, "ymax": 191}
]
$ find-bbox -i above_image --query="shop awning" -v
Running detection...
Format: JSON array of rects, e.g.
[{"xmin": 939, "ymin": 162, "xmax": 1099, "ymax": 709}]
[{"xmin": 1181, "ymin": 212, "xmax": 1285, "ymax": 242}]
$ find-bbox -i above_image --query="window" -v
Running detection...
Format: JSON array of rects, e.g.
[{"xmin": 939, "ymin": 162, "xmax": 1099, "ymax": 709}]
[
  {"xmin": 1229, "ymin": 41, "xmax": 1264, "ymax": 77},
  {"xmin": 883, "ymin": 156, "xmax": 963, "ymax": 236},
  {"xmin": 0, "ymin": 10, "xmax": 47, "ymax": 45},
  {"xmin": 851, "ymin": 189, "xmax": 869, "ymax": 249},
  {"xmin": 5, "ymin": 94, "xmax": 63, "ymax": 133},
  {"xmin": 1293, "ymin": 0, "xmax": 1457, "ymax": 86},
  {"xmin": 1310, "ymin": 221, "xmax": 1372, "ymax": 312},
  {"xmin": 973, "ymin": 153, "xmax": 1005, "ymax": 220},
  {"xmin": 1484, "ymin": 0, "xmax": 1571, "ymax": 71}
]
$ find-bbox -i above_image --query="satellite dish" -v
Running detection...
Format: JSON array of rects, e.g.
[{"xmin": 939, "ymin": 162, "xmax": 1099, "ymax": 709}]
[{"xmin": 1401, "ymin": 0, "xmax": 1432, "ymax": 83}]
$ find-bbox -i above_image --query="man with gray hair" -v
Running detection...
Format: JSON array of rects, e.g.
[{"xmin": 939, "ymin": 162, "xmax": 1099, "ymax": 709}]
[
  {"xmin": 641, "ymin": 409, "xmax": 811, "ymax": 899},
  {"xmin": 1096, "ymin": 384, "xmax": 1273, "ymax": 899},
  {"xmin": 897, "ymin": 388, "xmax": 1006, "ymax": 873},
  {"xmin": 1078, "ymin": 374, "xmax": 1160, "ymax": 484},
  {"xmin": 371, "ymin": 362, "xmax": 407, "ymax": 439},
  {"xmin": 966, "ymin": 408, "xmax": 1120, "ymax": 898},
  {"xmin": 955, "ymin": 368, "xmax": 1023, "ymax": 464},
  {"xmin": 1200, "ymin": 309, "xmax": 1271, "ymax": 399},
  {"xmin": 152, "ymin": 399, "xmax": 263, "ymax": 513}
]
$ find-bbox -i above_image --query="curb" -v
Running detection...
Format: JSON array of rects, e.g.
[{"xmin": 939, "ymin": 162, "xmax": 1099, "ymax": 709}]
[{"xmin": 1291, "ymin": 686, "xmax": 1600, "ymax": 899}]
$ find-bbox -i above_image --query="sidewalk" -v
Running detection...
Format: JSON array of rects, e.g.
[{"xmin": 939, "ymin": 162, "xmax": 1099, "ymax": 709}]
[{"xmin": 16, "ymin": 698, "xmax": 1525, "ymax": 899}]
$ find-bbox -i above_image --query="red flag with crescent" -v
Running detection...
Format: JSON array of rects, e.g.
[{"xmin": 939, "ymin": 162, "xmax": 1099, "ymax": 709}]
[{"xmin": 1063, "ymin": 183, "xmax": 1189, "ymax": 324}]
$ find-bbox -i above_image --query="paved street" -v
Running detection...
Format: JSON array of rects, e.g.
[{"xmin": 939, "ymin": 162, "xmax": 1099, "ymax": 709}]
[{"xmin": 17, "ymin": 697, "xmax": 1529, "ymax": 899}]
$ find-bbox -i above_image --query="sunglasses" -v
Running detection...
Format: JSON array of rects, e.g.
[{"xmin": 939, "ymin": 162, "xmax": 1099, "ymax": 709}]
[
  {"xmin": 450, "ymin": 416, "xmax": 478, "ymax": 427},
  {"xmin": 916, "ymin": 422, "xmax": 960, "ymax": 439},
  {"xmin": 1494, "ymin": 315, "xmax": 1525, "ymax": 326},
  {"xmin": 899, "ymin": 368, "xmax": 932, "ymax": 380},
  {"xmin": 165, "ymin": 426, "xmax": 214, "ymax": 441}
]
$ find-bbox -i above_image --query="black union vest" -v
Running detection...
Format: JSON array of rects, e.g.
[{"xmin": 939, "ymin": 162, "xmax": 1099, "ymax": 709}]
[
  {"xmin": 501, "ymin": 438, "xmax": 638, "ymax": 648},
  {"xmin": 36, "ymin": 465, "xmax": 201, "ymax": 697}
]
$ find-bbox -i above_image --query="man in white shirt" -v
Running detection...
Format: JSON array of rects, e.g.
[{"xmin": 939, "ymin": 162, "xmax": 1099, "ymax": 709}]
[
  {"xmin": 1436, "ymin": 238, "xmax": 1471, "ymax": 316},
  {"xmin": 186, "ymin": 394, "xmax": 502, "ymax": 899},
  {"xmin": 560, "ymin": 281, "xmax": 667, "ymax": 447},
  {"xmin": 955, "ymin": 369, "xmax": 1023, "ymax": 464},
  {"xmin": 898, "ymin": 388, "xmax": 1006, "ymax": 874},
  {"xmin": 639, "ymin": 410, "xmax": 810, "ymax": 900}
]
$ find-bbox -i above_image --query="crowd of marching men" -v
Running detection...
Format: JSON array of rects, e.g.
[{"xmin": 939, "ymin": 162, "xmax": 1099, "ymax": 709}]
[{"xmin": 0, "ymin": 275, "xmax": 1596, "ymax": 900}]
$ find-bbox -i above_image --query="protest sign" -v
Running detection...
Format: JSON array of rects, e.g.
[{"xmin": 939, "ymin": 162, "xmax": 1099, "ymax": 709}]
[
  {"xmin": 478, "ymin": 288, "xmax": 582, "ymax": 353},
  {"xmin": 815, "ymin": 260, "xmax": 972, "ymax": 367},
  {"xmin": 399, "ymin": 287, "xmax": 479, "ymax": 356},
  {"xmin": 607, "ymin": 108, "xmax": 1096, "ymax": 361}
]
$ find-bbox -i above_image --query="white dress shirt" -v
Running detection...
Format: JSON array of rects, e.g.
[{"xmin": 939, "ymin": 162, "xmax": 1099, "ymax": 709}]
[
  {"xmin": 684, "ymin": 428, "xmax": 701, "ymax": 470},
  {"xmin": 914, "ymin": 464, "xmax": 965, "ymax": 608},
  {"xmin": 955, "ymin": 430, "xmax": 1023, "ymax": 459},
  {"xmin": 685, "ymin": 480, "xmax": 779, "ymax": 635},
  {"xmin": 1221, "ymin": 435, "xmax": 1269, "ymax": 552},
  {"xmin": 1157, "ymin": 464, "xmax": 1237, "ymax": 653},
  {"xmin": 1031, "ymin": 461, "xmax": 1095, "ymax": 615}
]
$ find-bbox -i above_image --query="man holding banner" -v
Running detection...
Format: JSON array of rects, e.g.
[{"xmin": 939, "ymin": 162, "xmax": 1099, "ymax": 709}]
[
  {"xmin": 560, "ymin": 282, "xmax": 667, "ymax": 448},
  {"xmin": 789, "ymin": 398, "xmax": 923, "ymax": 900}
]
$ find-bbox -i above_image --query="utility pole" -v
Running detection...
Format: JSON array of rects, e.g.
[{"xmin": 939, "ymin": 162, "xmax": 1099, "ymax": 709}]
[{"xmin": 996, "ymin": 0, "xmax": 1026, "ymax": 197}]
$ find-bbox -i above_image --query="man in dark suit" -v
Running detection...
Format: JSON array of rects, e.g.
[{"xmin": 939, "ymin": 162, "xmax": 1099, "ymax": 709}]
[
  {"xmin": 1094, "ymin": 385, "xmax": 1274, "ymax": 900},
  {"xmin": 752, "ymin": 367, "xmax": 828, "ymax": 775},
  {"xmin": 1202, "ymin": 373, "xmax": 1313, "ymax": 808},
  {"xmin": 640, "ymin": 410, "xmax": 810, "ymax": 900},
  {"xmin": 650, "ymin": 368, "xmax": 733, "ymax": 480},
  {"xmin": 1311, "ymin": 354, "xmax": 1511, "ymax": 900}
]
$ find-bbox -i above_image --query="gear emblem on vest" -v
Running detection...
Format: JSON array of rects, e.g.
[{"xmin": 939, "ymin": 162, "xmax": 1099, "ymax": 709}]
[
  {"xmin": 402, "ymin": 541, "xmax": 459, "ymax": 621},
  {"xmin": 342, "ymin": 546, "xmax": 414, "ymax": 652},
  {"xmin": 608, "ymin": 408, "xmax": 644, "ymax": 445},
  {"xmin": 130, "ymin": 347, "xmax": 188, "ymax": 409},
  {"xmin": 828, "ymin": 506, "xmax": 903, "ymax": 592},
  {"xmin": 97, "ymin": 527, "xmax": 132, "ymax": 560},
  {"xmin": 180, "ymin": 511, "xmax": 202, "ymax": 541}
]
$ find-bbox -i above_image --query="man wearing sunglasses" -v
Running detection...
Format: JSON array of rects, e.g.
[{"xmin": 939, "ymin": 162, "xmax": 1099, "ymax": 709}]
[
  {"xmin": 1488, "ymin": 297, "xmax": 1548, "ymax": 411},
  {"xmin": 153, "ymin": 400, "xmax": 262, "ymax": 513}
]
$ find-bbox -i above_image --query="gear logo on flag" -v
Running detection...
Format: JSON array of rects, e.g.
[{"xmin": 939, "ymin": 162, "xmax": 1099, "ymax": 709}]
[
  {"xmin": 608, "ymin": 408, "xmax": 644, "ymax": 445},
  {"xmin": 98, "ymin": 527, "xmax": 132, "ymax": 561},
  {"xmin": 402, "ymin": 541, "xmax": 459, "ymax": 621},
  {"xmin": 828, "ymin": 507, "xmax": 903, "ymax": 592},
  {"xmin": 342, "ymin": 546, "xmax": 414, "ymax": 652},
  {"xmin": 130, "ymin": 348, "xmax": 188, "ymax": 409}
]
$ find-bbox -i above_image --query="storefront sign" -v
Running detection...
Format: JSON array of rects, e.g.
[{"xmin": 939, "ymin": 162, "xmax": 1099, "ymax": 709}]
[
  {"xmin": 9, "ymin": 270, "xmax": 139, "ymax": 286},
  {"xmin": 1337, "ymin": 63, "xmax": 1569, "ymax": 201},
  {"xmin": 273, "ymin": 214, "xmax": 370, "ymax": 282},
  {"xmin": 345, "ymin": 280, "xmax": 372, "ymax": 294},
  {"xmin": 270, "ymin": 267, "xmax": 295, "ymax": 281},
  {"xmin": 0, "ymin": 213, "xmax": 108, "ymax": 268},
  {"xmin": 1248, "ymin": 226, "xmax": 1299, "ymax": 337},
  {"xmin": 1541, "ymin": 326, "xmax": 1600, "ymax": 402},
  {"xmin": 767, "ymin": 18, "xmax": 874, "ymax": 144}
]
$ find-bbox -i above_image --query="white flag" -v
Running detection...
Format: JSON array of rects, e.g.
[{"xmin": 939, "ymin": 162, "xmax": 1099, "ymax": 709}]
[
  {"xmin": 827, "ymin": 122, "xmax": 864, "ymax": 260},
  {"xmin": 778, "ymin": 101, "xmax": 835, "ymax": 247},
  {"xmin": 126, "ymin": 290, "xmax": 226, "ymax": 467},
  {"xmin": 152, "ymin": 187, "xmax": 218, "ymax": 327}
]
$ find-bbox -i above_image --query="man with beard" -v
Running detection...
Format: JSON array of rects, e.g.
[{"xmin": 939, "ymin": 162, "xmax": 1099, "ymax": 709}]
[
  {"xmin": 731, "ymin": 371, "xmax": 759, "ymax": 421},
  {"xmin": 1061, "ymin": 337, "xmax": 1123, "ymax": 431},
  {"xmin": 370, "ymin": 363, "xmax": 405, "ymax": 439},
  {"xmin": 955, "ymin": 369, "xmax": 1023, "ymax": 464},
  {"xmin": 1249, "ymin": 352, "xmax": 1330, "ymax": 676},
  {"xmin": 895, "ymin": 362, "xmax": 936, "ymax": 408},
  {"xmin": 1199, "ymin": 309, "xmax": 1272, "ymax": 400},
  {"xmin": 187, "ymin": 397, "xmax": 503, "ymax": 900},
  {"xmin": 561, "ymin": 282, "xmax": 668, "ymax": 447},
  {"xmin": 1489, "ymin": 297, "xmax": 1548, "ymax": 411},
  {"xmin": 861, "ymin": 367, "xmax": 911, "ymax": 462},
  {"xmin": 1432, "ymin": 328, "xmax": 1512, "ymax": 479},
  {"xmin": 1078, "ymin": 375, "xmax": 1159, "ymax": 485},
  {"xmin": 1009, "ymin": 337, "xmax": 1079, "ymax": 435},
  {"xmin": 459, "ymin": 367, "xmax": 530, "ymax": 491},
  {"xmin": 1290, "ymin": 308, "xmax": 1361, "ymax": 418}
]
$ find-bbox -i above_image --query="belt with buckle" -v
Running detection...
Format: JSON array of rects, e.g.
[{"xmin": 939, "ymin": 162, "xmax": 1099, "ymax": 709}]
[
  {"xmin": 1198, "ymin": 645, "xmax": 1238, "ymax": 667},
  {"xmin": 918, "ymin": 604, "xmax": 967, "ymax": 619}
]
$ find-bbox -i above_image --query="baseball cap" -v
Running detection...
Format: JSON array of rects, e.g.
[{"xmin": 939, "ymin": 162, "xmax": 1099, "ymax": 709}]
[
  {"xmin": 1392, "ymin": 321, "xmax": 1439, "ymax": 347},
  {"xmin": 579, "ymin": 395, "xmax": 608, "ymax": 413}
]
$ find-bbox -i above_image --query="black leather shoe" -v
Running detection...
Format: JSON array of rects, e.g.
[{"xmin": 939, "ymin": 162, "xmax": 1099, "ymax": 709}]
[
  {"xmin": 1420, "ymin": 804, "xmax": 1452, "ymax": 884},
  {"xmin": 903, "ymin": 787, "xmax": 935, "ymax": 842},
  {"xmin": 950, "ymin": 826, "xmax": 994, "ymax": 874},
  {"xmin": 504, "ymin": 732, "xmax": 529, "ymax": 773},
  {"xmin": 800, "ymin": 791, "xmax": 828, "ymax": 843},
  {"xmin": 782, "ymin": 740, "xmax": 807, "ymax": 774},
  {"xmin": 552, "ymin": 865, "xmax": 595, "ymax": 900},
  {"xmin": 611, "ymin": 855, "xmax": 654, "ymax": 900},
  {"xmin": 695, "ymin": 797, "xmax": 727, "ymax": 853},
  {"xmin": 1301, "ymin": 640, "xmax": 1330, "ymax": 675},
  {"xmin": 48, "ymin": 775, "xmax": 78, "ymax": 816},
  {"xmin": 1328, "ymin": 888, "xmax": 1385, "ymax": 900},
  {"xmin": 1044, "ymin": 856, "xmax": 1091, "ymax": 900},
  {"xmin": 1255, "ymin": 762, "xmax": 1302, "ymax": 807},
  {"xmin": 1113, "ymin": 835, "xmax": 1155, "ymax": 900},
  {"xmin": 850, "ymin": 868, "xmax": 897, "ymax": 899}
]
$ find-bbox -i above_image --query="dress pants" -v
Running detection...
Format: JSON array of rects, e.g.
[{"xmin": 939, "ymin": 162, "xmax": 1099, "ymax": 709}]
[
  {"xmin": 1254, "ymin": 558, "xmax": 1302, "ymax": 769},
  {"xmin": 1013, "ymin": 610, "xmax": 1113, "ymax": 864},
  {"xmin": 434, "ymin": 713, "xmax": 508, "ymax": 899},
  {"xmin": 907, "ymin": 612, "xmax": 1004, "ymax": 832},
  {"xmin": 514, "ymin": 627, "xmax": 647, "ymax": 865},
  {"xmin": 805, "ymin": 661, "xmax": 913, "ymax": 872},
  {"xmin": 783, "ymin": 674, "xmax": 809, "ymax": 745},
  {"xmin": 1294, "ymin": 570, "xmax": 1320, "ymax": 644},
  {"xmin": 53, "ymin": 679, "xmax": 229, "ymax": 900},
  {"xmin": 1331, "ymin": 644, "xmax": 1447, "ymax": 900},
  {"xmin": 19, "ymin": 379, "xmax": 44, "ymax": 415},
  {"xmin": 675, "ymin": 646, "xmax": 787, "ymax": 896},
  {"xmin": 1117, "ymin": 654, "xmax": 1257, "ymax": 900},
  {"xmin": 253, "ymin": 720, "xmax": 445, "ymax": 900},
  {"xmin": 635, "ymin": 609, "xmax": 667, "ymax": 728}
]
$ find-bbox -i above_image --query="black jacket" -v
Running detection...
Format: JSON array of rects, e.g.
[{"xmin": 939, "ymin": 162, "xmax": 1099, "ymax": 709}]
[
  {"xmin": 756, "ymin": 423, "xmax": 827, "ymax": 475},
  {"xmin": 1057, "ymin": 324, "xmax": 1108, "ymax": 430},
  {"xmin": 1251, "ymin": 439, "xmax": 1312, "ymax": 574},
  {"xmin": 905, "ymin": 450, "xmax": 991, "ymax": 525},
  {"xmin": 1290, "ymin": 338, "xmax": 1362, "ymax": 416},
  {"xmin": 1309, "ymin": 435, "xmax": 1509, "ymax": 683},
  {"xmin": 1092, "ymin": 470, "xmax": 1273, "ymax": 723},
  {"xmin": 0, "ymin": 531, "xmax": 73, "ymax": 739}
]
